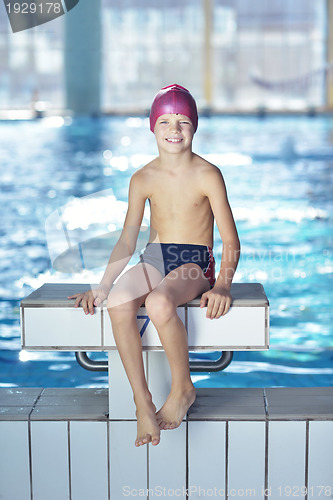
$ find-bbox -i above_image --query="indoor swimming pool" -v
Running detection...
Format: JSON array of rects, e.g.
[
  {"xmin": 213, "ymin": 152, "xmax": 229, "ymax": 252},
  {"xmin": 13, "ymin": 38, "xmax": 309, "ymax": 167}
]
[{"xmin": 0, "ymin": 114, "xmax": 332, "ymax": 388}]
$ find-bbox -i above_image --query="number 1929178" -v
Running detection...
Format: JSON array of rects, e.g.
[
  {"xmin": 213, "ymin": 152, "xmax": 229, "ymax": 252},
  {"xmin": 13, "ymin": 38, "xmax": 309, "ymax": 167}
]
[
  {"xmin": 277, "ymin": 485, "xmax": 332, "ymax": 497},
  {"xmin": 6, "ymin": 3, "xmax": 62, "ymax": 14}
]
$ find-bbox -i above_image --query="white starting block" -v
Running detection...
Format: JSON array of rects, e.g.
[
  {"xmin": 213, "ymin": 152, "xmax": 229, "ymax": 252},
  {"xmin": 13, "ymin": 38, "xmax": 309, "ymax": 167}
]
[
  {"xmin": 12, "ymin": 284, "xmax": 333, "ymax": 500},
  {"xmin": 21, "ymin": 282, "xmax": 269, "ymax": 417}
]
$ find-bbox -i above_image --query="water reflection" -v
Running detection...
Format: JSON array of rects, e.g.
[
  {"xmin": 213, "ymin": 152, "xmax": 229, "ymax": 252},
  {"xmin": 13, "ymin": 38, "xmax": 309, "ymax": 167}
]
[{"xmin": 1, "ymin": 115, "xmax": 332, "ymax": 386}]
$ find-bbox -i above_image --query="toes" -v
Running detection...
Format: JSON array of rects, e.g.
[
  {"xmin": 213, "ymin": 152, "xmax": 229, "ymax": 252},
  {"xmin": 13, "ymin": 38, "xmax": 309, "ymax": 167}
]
[
  {"xmin": 137, "ymin": 434, "xmax": 160, "ymax": 446},
  {"xmin": 157, "ymin": 419, "xmax": 173, "ymax": 430},
  {"xmin": 151, "ymin": 435, "xmax": 160, "ymax": 446},
  {"xmin": 135, "ymin": 437, "xmax": 143, "ymax": 447},
  {"xmin": 164, "ymin": 421, "xmax": 178, "ymax": 430},
  {"xmin": 142, "ymin": 434, "xmax": 151, "ymax": 445},
  {"xmin": 135, "ymin": 434, "xmax": 151, "ymax": 447}
]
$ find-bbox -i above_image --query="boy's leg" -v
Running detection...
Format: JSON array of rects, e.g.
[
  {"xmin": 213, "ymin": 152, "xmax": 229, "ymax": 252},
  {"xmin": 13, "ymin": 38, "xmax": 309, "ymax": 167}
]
[
  {"xmin": 144, "ymin": 263, "xmax": 211, "ymax": 430},
  {"xmin": 107, "ymin": 262, "xmax": 163, "ymax": 446}
]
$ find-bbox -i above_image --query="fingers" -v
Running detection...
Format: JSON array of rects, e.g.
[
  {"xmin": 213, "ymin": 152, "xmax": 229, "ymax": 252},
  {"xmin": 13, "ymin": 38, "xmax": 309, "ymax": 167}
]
[
  {"xmin": 71, "ymin": 294, "xmax": 85, "ymax": 309},
  {"xmin": 67, "ymin": 293, "xmax": 82, "ymax": 305},
  {"xmin": 94, "ymin": 296, "xmax": 106, "ymax": 307},
  {"xmin": 86, "ymin": 295, "xmax": 95, "ymax": 315},
  {"xmin": 67, "ymin": 293, "xmax": 81, "ymax": 303},
  {"xmin": 94, "ymin": 290, "xmax": 107, "ymax": 307},
  {"xmin": 219, "ymin": 295, "xmax": 232, "ymax": 317},
  {"xmin": 200, "ymin": 292, "xmax": 208, "ymax": 308},
  {"xmin": 205, "ymin": 295, "xmax": 232, "ymax": 319},
  {"xmin": 67, "ymin": 287, "xmax": 108, "ymax": 315},
  {"xmin": 67, "ymin": 292, "xmax": 95, "ymax": 315}
]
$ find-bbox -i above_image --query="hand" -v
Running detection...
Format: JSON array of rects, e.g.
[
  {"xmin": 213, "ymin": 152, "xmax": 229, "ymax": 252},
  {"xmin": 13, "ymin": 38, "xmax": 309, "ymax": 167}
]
[
  {"xmin": 200, "ymin": 286, "xmax": 232, "ymax": 319},
  {"xmin": 67, "ymin": 284, "xmax": 109, "ymax": 315}
]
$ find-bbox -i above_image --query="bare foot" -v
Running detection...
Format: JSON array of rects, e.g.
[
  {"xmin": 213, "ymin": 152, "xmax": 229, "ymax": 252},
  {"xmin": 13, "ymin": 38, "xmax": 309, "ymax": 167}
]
[
  {"xmin": 135, "ymin": 402, "xmax": 161, "ymax": 447},
  {"xmin": 156, "ymin": 386, "xmax": 196, "ymax": 430}
]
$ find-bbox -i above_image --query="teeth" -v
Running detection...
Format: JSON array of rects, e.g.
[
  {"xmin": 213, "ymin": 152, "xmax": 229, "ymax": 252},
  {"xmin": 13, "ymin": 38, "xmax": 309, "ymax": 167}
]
[{"xmin": 166, "ymin": 138, "xmax": 182, "ymax": 143}]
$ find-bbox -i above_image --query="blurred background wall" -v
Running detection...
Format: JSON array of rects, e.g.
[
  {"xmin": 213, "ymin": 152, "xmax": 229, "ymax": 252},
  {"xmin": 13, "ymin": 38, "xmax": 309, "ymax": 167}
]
[{"xmin": 0, "ymin": 0, "xmax": 331, "ymax": 114}]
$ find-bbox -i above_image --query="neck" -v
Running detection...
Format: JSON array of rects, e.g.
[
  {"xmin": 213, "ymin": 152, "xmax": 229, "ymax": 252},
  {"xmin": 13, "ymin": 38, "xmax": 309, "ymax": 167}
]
[{"xmin": 157, "ymin": 149, "xmax": 194, "ymax": 168}]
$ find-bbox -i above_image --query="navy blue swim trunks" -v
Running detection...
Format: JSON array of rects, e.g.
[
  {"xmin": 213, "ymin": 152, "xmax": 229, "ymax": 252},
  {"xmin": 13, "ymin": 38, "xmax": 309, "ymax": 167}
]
[{"xmin": 139, "ymin": 243, "xmax": 215, "ymax": 287}]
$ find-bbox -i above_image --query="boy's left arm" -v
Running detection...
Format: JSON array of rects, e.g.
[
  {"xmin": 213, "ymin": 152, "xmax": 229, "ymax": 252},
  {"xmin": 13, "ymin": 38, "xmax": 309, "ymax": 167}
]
[{"xmin": 200, "ymin": 167, "xmax": 241, "ymax": 319}]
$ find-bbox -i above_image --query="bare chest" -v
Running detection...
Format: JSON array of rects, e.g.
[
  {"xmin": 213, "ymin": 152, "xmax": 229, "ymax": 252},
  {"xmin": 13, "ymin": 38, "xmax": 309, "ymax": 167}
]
[{"xmin": 149, "ymin": 176, "xmax": 207, "ymax": 219}]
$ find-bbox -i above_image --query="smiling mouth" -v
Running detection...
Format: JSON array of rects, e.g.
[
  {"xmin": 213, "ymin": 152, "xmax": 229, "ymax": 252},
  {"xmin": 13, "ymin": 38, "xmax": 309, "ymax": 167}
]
[{"xmin": 165, "ymin": 138, "xmax": 183, "ymax": 143}]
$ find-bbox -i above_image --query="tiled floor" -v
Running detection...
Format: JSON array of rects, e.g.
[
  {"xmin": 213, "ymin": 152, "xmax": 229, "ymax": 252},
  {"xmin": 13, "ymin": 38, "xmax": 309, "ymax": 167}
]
[
  {"xmin": 0, "ymin": 387, "xmax": 332, "ymax": 500},
  {"xmin": 0, "ymin": 388, "xmax": 109, "ymax": 421},
  {"xmin": 1, "ymin": 386, "xmax": 333, "ymax": 421}
]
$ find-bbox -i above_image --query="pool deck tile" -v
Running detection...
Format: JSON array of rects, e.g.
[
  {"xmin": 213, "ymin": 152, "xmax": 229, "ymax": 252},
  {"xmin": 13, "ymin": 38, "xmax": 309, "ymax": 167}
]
[
  {"xmin": 0, "ymin": 388, "xmax": 43, "ymax": 406},
  {"xmin": 265, "ymin": 387, "xmax": 333, "ymax": 420},
  {"xmin": 35, "ymin": 388, "xmax": 108, "ymax": 408},
  {"xmin": 266, "ymin": 405, "xmax": 333, "ymax": 420},
  {"xmin": 35, "ymin": 395, "xmax": 108, "ymax": 408},
  {"xmin": 0, "ymin": 406, "xmax": 33, "ymax": 421},
  {"xmin": 188, "ymin": 387, "xmax": 267, "ymax": 420},
  {"xmin": 1, "ymin": 387, "xmax": 332, "ymax": 421},
  {"xmin": 265, "ymin": 387, "xmax": 333, "ymax": 398},
  {"xmin": 30, "ymin": 404, "xmax": 109, "ymax": 421},
  {"xmin": 29, "ymin": 388, "xmax": 109, "ymax": 420},
  {"xmin": 41, "ymin": 388, "xmax": 107, "ymax": 397}
]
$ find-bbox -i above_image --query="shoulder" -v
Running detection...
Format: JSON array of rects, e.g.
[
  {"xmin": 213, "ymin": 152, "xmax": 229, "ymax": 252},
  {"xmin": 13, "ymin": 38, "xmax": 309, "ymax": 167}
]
[
  {"xmin": 132, "ymin": 158, "xmax": 158, "ymax": 181},
  {"xmin": 193, "ymin": 154, "xmax": 223, "ymax": 177},
  {"xmin": 128, "ymin": 158, "xmax": 158, "ymax": 197},
  {"xmin": 193, "ymin": 155, "xmax": 226, "ymax": 195}
]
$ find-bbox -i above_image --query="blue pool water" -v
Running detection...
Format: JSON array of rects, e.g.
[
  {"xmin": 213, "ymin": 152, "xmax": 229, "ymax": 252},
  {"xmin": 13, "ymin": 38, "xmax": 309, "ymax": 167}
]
[{"xmin": 0, "ymin": 114, "xmax": 332, "ymax": 388}]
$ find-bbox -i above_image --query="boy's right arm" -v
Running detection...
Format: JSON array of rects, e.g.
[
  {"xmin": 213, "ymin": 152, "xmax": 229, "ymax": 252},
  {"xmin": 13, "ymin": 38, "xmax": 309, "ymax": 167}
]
[{"xmin": 67, "ymin": 170, "xmax": 148, "ymax": 314}]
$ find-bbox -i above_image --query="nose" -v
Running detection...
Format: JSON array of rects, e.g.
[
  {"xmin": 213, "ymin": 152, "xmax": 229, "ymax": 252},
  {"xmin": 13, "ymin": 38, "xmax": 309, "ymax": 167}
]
[{"xmin": 169, "ymin": 120, "xmax": 181, "ymax": 133}]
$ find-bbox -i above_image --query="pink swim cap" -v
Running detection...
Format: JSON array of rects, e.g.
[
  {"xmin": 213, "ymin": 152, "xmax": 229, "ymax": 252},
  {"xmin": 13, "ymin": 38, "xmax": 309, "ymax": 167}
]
[{"xmin": 149, "ymin": 84, "xmax": 198, "ymax": 133}]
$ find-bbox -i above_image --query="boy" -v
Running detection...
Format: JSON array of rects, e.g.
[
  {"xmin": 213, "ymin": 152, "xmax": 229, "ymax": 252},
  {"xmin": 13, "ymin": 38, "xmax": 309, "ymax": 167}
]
[{"xmin": 68, "ymin": 84, "xmax": 240, "ymax": 447}]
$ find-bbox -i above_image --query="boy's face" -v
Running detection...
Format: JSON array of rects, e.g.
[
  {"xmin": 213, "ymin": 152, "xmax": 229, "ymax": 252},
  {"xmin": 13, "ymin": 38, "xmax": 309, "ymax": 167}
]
[{"xmin": 154, "ymin": 113, "xmax": 194, "ymax": 153}]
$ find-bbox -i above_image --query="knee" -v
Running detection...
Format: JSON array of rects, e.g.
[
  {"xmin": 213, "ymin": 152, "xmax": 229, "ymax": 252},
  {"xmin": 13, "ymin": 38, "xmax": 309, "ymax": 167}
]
[
  {"xmin": 145, "ymin": 291, "xmax": 175, "ymax": 326},
  {"xmin": 107, "ymin": 292, "xmax": 138, "ymax": 323}
]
